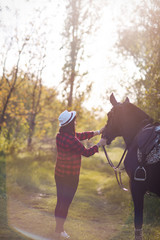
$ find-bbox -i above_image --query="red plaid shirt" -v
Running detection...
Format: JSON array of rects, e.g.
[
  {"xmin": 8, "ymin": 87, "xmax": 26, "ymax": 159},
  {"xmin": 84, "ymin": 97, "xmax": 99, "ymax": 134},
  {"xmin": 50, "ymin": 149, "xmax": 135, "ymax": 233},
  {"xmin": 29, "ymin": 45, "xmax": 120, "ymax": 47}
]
[{"xmin": 55, "ymin": 131, "xmax": 98, "ymax": 177}]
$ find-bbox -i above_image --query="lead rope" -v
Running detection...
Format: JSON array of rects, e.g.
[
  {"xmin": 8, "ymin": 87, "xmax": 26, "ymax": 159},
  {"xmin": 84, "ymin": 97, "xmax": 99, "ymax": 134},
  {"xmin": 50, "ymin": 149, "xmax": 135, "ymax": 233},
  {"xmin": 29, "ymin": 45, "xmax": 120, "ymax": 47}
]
[
  {"xmin": 102, "ymin": 146, "xmax": 128, "ymax": 191},
  {"xmin": 102, "ymin": 146, "xmax": 127, "ymax": 169}
]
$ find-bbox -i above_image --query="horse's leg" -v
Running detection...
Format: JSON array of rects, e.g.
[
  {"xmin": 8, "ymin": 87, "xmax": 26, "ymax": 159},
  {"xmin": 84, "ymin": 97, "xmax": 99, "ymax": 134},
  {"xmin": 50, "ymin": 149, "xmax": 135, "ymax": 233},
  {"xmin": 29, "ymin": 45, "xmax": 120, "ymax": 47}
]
[{"xmin": 130, "ymin": 180, "xmax": 145, "ymax": 240}]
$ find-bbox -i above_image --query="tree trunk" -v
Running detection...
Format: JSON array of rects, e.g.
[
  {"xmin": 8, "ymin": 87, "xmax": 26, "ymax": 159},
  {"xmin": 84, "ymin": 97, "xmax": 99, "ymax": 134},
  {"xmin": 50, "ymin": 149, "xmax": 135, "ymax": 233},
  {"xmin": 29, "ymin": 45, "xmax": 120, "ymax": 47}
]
[{"xmin": 27, "ymin": 115, "xmax": 36, "ymax": 148}]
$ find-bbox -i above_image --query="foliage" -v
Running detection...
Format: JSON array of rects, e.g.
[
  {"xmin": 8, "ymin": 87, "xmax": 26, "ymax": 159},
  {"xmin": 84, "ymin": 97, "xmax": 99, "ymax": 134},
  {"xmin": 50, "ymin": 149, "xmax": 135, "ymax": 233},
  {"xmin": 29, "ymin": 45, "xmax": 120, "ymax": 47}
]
[
  {"xmin": 117, "ymin": 0, "xmax": 160, "ymax": 121},
  {"xmin": 0, "ymin": 65, "xmax": 106, "ymax": 153},
  {"xmin": 0, "ymin": 71, "xmax": 63, "ymax": 153},
  {"xmin": 0, "ymin": 28, "xmax": 105, "ymax": 153},
  {"xmin": 0, "ymin": 5, "xmax": 60, "ymax": 151}
]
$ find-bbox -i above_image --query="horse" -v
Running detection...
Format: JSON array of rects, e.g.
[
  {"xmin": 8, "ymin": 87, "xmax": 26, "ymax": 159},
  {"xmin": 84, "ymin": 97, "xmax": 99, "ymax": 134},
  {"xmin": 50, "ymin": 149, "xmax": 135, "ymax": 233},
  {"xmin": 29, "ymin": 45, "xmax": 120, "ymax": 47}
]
[{"xmin": 102, "ymin": 93, "xmax": 160, "ymax": 240}]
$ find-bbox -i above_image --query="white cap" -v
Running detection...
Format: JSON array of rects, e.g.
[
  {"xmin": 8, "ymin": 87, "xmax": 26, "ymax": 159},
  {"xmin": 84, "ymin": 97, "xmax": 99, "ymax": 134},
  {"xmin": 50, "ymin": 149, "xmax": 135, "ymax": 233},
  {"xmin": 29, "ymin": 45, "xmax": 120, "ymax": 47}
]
[{"xmin": 58, "ymin": 110, "xmax": 76, "ymax": 127}]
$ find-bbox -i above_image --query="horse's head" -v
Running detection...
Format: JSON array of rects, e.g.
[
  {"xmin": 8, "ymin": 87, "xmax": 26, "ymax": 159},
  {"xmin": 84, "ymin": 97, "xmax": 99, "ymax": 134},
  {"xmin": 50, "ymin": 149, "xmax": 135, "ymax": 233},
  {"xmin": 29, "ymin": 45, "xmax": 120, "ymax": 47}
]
[
  {"xmin": 102, "ymin": 93, "xmax": 130, "ymax": 145},
  {"xmin": 102, "ymin": 93, "xmax": 153, "ymax": 146}
]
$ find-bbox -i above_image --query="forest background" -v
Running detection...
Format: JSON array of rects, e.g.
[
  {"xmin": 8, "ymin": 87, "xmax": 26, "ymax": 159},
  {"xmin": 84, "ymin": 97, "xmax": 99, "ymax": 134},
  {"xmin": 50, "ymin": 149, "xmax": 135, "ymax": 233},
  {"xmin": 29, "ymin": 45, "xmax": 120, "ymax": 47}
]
[
  {"xmin": 0, "ymin": 0, "xmax": 160, "ymax": 153},
  {"xmin": 0, "ymin": 0, "xmax": 160, "ymax": 239}
]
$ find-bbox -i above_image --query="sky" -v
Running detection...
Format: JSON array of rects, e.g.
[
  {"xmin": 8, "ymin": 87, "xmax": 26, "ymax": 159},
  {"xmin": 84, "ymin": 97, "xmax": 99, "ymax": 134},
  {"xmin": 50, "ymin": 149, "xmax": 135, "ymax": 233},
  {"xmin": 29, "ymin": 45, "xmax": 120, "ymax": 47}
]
[{"xmin": 0, "ymin": 0, "xmax": 140, "ymax": 112}]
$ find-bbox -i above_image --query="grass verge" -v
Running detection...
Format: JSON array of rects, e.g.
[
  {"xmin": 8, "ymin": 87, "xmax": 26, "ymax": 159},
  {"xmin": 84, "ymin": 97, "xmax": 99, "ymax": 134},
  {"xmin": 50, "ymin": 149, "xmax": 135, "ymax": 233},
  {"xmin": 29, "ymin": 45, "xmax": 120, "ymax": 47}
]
[{"xmin": 0, "ymin": 155, "xmax": 32, "ymax": 240}]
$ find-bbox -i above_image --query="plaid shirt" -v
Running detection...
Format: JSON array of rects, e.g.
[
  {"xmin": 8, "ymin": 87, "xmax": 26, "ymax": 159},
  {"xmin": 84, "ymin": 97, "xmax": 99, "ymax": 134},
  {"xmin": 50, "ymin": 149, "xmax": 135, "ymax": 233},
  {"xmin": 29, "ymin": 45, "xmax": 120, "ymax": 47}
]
[{"xmin": 55, "ymin": 131, "xmax": 98, "ymax": 177}]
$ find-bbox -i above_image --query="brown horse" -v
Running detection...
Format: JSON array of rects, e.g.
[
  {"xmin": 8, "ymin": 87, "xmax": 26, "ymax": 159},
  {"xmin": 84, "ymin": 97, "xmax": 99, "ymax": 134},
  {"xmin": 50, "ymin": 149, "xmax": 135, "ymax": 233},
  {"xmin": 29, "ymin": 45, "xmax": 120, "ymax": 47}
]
[{"xmin": 102, "ymin": 93, "xmax": 160, "ymax": 240}]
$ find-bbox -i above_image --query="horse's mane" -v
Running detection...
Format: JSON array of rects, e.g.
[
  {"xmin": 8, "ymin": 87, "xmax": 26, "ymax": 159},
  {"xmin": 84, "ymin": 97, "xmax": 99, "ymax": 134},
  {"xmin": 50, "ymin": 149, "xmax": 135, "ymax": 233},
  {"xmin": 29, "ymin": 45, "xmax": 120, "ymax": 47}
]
[
  {"xmin": 115, "ymin": 102, "xmax": 153, "ymax": 145},
  {"xmin": 123, "ymin": 102, "xmax": 153, "ymax": 127}
]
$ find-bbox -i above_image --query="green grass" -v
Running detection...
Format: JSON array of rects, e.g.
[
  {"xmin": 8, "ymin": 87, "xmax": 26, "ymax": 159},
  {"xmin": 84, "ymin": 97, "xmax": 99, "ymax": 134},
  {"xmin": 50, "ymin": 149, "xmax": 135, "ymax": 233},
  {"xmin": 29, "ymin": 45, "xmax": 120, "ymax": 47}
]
[
  {"xmin": 0, "ymin": 156, "xmax": 32, "ymax": 240},
  {"xmin": 4, "ymin": 148, "xmax": 160, "ymax": 240}
]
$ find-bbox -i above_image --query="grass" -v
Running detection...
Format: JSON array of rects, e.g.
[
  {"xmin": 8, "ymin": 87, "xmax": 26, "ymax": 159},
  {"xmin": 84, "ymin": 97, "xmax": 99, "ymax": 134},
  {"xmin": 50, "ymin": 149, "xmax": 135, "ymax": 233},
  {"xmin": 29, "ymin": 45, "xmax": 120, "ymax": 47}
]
[
  {"xmin": 3, "ymin": 147, "xmax": 160, "ymax": 240},
  {"xmin": 0, "ymin": 155, "xmax": 32, "ymax": 240}
]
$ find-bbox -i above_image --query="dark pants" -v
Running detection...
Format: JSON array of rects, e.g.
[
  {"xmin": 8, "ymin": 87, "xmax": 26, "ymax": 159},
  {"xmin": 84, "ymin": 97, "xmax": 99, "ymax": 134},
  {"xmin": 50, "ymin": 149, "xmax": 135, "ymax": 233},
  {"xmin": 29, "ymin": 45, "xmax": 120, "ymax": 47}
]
[{"xmin": 54, "ymin": 174, "xmax": 79, "ymax": 233}]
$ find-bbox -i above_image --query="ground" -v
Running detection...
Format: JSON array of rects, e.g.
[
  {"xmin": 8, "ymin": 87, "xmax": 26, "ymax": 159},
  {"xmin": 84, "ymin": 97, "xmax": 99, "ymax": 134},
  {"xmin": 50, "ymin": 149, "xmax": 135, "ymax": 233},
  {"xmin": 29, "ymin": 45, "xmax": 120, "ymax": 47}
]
[{"xmin": 7, "ymin": 189, "xmax": 119, "ymax": 240}]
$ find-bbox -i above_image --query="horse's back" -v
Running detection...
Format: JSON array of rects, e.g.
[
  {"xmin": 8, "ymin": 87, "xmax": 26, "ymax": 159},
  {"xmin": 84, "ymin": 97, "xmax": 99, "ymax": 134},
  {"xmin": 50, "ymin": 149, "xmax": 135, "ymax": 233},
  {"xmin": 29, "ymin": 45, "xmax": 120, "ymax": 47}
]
[{"xmin": 124, "ymin": 141, "xmax": 160, "ymax": 196}]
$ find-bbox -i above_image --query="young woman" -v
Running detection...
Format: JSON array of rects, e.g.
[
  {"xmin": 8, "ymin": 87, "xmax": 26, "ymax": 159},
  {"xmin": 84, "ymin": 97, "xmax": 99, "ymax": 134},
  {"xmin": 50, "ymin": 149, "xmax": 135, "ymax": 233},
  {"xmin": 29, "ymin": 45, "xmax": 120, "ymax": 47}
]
[{"xmin": 54, "ymin": 110, "xmax": 106, "ymax": 239}]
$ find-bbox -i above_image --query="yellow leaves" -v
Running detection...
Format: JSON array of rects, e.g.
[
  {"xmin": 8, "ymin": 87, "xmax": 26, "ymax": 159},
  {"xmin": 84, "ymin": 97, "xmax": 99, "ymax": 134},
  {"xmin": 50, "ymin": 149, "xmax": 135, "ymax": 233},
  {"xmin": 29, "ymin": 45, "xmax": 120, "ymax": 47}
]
[
  {"xmin": 2, "ymin": 122, "xmax": 6, "ymax": 127},
  {"xmin": 21, "ymin": 116, "xmax": 27, "ymax": 123},
  {"xmin": 43, "ymin": 122, "xmax": 52, "ymax": 129},
  {"xmin": 35, "ymin": 129, "xmax": 46, "ymax": 139}
]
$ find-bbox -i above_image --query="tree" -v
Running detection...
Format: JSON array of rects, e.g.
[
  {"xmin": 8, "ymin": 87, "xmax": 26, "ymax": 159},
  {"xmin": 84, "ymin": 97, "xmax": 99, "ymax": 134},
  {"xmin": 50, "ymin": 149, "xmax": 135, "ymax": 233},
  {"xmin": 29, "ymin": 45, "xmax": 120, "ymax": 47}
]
[
  {"xmin": 0, "ymin": 4, "xmax": 51, "ymax": 149},
  {"xmin": 0, "ymin": 37, "xmax": 29, "ymax": 133},
  {"xmin": 61, "ymin": 0, "xmax": 102, "ymax": 109},
  {"xmin": 117, "ymin": 0, "xmax": 160, "ymax": 121},
  {"xmin": 34, "ymin": 86, "xmax": 62, "ymax": 143},
  {"xmin": 26, "ymin": 73, "xmax": 43, "ymax": 148}
]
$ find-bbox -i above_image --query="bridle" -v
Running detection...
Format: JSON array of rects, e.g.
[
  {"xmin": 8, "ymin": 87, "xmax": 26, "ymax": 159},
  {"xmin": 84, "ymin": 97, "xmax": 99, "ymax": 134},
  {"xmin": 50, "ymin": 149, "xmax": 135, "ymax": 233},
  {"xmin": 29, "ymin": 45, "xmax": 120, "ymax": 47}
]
[
  {"xmin": 102, "ymin": 105, "xmax": 129, "ymax": 191},
  {"xmin": 102, "ymin": 97, "xmax": 154, "ymax": 191},
  {"xmin": 102, "ymin": 117, "xmax": 153, "ymax": 192},
  {"xmin": 103, "ymin": 145, "xmax": 128, "ymax": 191}
]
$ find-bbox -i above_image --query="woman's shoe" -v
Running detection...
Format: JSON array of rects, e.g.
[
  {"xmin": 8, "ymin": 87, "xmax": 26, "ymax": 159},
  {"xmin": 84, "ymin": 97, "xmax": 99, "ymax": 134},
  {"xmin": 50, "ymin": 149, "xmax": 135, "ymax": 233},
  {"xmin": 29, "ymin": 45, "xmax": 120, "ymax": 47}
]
[{"xmin": 60, "ymin": 231, "xmax": 70, "ymax": 239}]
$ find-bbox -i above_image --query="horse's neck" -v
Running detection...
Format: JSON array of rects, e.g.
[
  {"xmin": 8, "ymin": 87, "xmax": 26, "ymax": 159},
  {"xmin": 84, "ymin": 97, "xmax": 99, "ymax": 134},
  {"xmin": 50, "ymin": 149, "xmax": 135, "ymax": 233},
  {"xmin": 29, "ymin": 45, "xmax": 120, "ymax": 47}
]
[
  {"xmin": 122, "ymin": 119, "xmax": 146, "ymax": 148},
  {"xmin": 122, "ymin": 118, "xmax": 152, "ymax": 148},
  {"xmin": 120, "ymin": 103, "xmax": 153, "ymax": 148},
  {"xmin": 122, "ymin": 127, "xmax": 138, "ymax": 148}
]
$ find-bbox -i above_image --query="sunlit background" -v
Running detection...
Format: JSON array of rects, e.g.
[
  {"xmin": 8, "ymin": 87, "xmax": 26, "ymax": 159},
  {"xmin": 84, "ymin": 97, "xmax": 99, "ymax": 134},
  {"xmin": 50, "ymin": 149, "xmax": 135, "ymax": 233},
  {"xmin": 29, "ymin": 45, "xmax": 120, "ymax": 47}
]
[
  {"xmin": 0, "ymin": 0, "xmax": 160, "ymax": 239},
  {"xmin": 1, "ymin": 0, "xmax": 140, "ymax": 112}
]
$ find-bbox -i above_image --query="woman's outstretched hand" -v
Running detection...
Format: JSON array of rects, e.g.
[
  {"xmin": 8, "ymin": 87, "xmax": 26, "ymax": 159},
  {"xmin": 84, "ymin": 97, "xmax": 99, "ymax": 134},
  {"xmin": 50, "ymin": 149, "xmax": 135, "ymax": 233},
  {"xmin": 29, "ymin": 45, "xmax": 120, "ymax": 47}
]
[
  {"xmin": 94, "ymin": 127, "xmax": 105, "ymax": 136},
  {"xmin": 97, "ymin": 138, "xmax": 106, "ymax": 147}
]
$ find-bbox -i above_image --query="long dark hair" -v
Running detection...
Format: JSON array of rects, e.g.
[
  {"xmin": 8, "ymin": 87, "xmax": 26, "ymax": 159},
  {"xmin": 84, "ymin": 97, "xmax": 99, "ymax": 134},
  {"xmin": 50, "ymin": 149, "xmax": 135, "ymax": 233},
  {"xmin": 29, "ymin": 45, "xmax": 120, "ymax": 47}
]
[{"xmin": 59, "ymin": 117, "xmax": 76, "ymax": 136}]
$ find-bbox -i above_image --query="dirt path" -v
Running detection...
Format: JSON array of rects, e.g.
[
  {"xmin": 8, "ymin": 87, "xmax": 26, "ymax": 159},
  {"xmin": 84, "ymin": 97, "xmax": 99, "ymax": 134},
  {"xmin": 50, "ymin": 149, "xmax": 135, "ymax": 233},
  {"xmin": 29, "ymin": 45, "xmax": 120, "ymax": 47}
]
[
  {"xmin": 7, "ymin": 194, "xmax": 118, "ymax": 240},
  {"xmin": 8, "ymin": 196, "xmax": 56, "ymax": 240}
]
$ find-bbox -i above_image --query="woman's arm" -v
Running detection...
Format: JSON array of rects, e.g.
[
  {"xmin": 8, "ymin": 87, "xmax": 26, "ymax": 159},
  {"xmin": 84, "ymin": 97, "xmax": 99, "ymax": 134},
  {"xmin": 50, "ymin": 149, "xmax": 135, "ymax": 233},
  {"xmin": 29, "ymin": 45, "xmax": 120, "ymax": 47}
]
[
  {"xmin": 76, "ymin": 132, "xmax": 94, "ymax": 141},
  {"xmin": 71, "ymin": 136, "xmax": 106, "ymax": 157},
  {"xmin": 76, "ymin": 127, "xmax": 105, "ymax": 141},
  {"xmin": 71, "ymin": 137, "xmax": 98, "ymax": 157}
]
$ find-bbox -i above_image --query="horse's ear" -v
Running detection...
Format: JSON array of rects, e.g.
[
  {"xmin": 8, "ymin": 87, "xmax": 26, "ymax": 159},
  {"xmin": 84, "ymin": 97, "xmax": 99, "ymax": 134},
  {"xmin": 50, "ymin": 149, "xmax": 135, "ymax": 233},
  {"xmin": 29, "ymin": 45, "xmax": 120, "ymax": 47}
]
[
  {"xmin": 124, "ymin": 97, "xmax": 130, "ymax": 103},
  {"xmin": 110, "ymin": 93, "xmax": 118, "ymax": 106}
]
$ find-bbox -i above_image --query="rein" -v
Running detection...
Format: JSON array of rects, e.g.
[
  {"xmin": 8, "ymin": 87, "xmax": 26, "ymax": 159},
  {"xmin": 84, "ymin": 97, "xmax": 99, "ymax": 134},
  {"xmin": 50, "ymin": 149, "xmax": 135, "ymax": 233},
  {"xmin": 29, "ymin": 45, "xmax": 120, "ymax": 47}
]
[{"xmin": 102, "ymin": 146, "xmax": 128, "ymax": 191}]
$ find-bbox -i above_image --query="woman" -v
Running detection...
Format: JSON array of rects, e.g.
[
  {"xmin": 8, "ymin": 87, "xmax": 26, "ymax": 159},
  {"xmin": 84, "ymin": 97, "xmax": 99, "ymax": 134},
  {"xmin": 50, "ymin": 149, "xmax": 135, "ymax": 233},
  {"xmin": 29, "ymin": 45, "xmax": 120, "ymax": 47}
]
[{"xmin": 54, "ymin": 110, "xmax": 106, "ymax": 239}]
